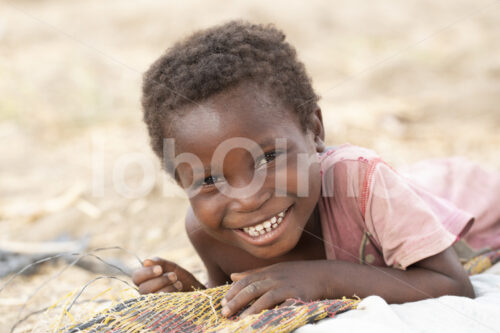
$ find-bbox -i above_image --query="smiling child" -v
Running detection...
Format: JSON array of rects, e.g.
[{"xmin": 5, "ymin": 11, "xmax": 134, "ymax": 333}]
[{"xmin": 132, "ymin": 21, "xmax": 500, "ymax": 319}]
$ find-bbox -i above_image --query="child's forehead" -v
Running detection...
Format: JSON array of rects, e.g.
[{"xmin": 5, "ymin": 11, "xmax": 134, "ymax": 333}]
[
  {"xmin": 172, "ymin": 84, "xmax": 296, "ymax": 133},
  {"xmin": 168, "ymin": 84, "xmax": 304, "ymax": 153}
]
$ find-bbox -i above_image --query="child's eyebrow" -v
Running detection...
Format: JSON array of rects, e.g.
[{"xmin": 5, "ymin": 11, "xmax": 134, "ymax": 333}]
[
  {"xmin": 257, "ymin": 137, "xmax": 288, "ymax": 151},
  {"xmin": 257, "ymin": 138, "xmax": 278, "ymax": 148},
  {"xmin": 229, "ymin": 137, "xmax": 282, "ymax": 158}
]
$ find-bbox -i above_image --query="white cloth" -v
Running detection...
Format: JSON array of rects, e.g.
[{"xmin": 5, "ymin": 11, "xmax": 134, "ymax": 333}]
[{"xmin": 297, "ymin": 263, "xmax": 500, "ymax": 333}]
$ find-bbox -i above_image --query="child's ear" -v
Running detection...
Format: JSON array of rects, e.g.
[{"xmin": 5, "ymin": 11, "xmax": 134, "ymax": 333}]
[{"xmin": 310, "ymin": 107, "xmax": 326, "ymax": 152}]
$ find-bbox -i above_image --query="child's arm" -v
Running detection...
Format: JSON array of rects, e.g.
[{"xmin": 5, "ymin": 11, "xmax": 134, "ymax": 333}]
[{"xmin": 221, "ymin": 246, "xmax": 474, "ymax": 318}]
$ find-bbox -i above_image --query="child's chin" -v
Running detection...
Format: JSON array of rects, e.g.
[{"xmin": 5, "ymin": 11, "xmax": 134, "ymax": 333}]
[{"xmin": 246, "ymin": 242, "xmax": 295, "ymax": 259}]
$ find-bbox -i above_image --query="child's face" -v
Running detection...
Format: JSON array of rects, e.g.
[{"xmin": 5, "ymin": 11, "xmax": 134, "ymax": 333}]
[{"xmin": 167, "ymin": 83, "xmax": 324, "ymax": 259}]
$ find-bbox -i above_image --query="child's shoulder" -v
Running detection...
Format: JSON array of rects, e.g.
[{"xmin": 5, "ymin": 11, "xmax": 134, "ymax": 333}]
[
  {"xmin": 319, "ymin": 143, "xmax": 381, "ymax": 168},
  {"xmin": 317, "ymin": 144, "xmax": 385, "ymax": 201}
]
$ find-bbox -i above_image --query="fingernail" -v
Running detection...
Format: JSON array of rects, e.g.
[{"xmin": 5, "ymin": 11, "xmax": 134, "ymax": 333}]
[
  {"xmin": 221, "ymin": 307, "xmax": 229, "ymax": 316},
  {"xmin": 221, "ymin": 298, "xmax": 227, "ymax": 306},
  {"xmin": 153, "ymin": 265, "xmax": 162, "ymax": 275},
  {"xmin": 167, "ymin": 272, "xmax": 177, "ymax": 282},
  {"xmin": 174, "ymin": 281, "xmax": 183, "ymax": 290}
]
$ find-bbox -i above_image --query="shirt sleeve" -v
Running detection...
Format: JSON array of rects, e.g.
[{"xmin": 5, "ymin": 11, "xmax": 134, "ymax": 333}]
[{"xmin": 362, "ymin": 159, "xmax": 474, "ymax": 269}]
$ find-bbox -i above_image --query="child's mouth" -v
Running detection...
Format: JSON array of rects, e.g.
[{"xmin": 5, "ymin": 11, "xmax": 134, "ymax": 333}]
[
  {"xmin": 234, "ymin": 206, "xmax": 291, "ymax": 246},
  {"xmin": 242, "ymin": 209, "xmax": 286, "ymax": 236}
]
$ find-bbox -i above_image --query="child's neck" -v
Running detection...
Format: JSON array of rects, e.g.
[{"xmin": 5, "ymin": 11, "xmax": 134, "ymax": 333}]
[{"xmin": 286, "ymin": 204, "xmax": 325, "ymax": 261}]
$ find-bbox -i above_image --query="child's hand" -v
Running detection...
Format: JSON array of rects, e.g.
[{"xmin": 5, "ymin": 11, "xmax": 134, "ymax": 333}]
[
  {"xmin": 132, "ymin": 257, "xmax": 205, "ymax": 294},
  {"xmin": 220, "ymin": 261, "xmax": 325, "ymax": 318}
]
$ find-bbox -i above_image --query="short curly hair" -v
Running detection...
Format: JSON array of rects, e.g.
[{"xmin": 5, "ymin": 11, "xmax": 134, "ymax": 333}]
[{"xmin": 141, "ymin": 20, "xmax": 320, "ymax": 160}]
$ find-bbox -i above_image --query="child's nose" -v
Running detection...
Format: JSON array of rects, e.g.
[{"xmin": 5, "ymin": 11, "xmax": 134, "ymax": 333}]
[{"xmin": 228, "ymin": 190, "xmax": 271, "ymax": 213}]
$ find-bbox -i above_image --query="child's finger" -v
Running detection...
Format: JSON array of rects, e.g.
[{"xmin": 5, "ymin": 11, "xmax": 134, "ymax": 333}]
[
  {"xmin": 158, "ymin": 285, "xmax": 178, "ymax": 293},
  {"xmin": 151, "ymin": 258, "xmax": 201, "ymax": 288},
  {"xmin": 230, "ymin": 272, "xmax": 249, "ymax": 281},
  {"xmin": 230, "ymin": 266, "xmax": 268, "ymax": 282},
  {"xmin": 152, "ymin": 258, "xmax": 182, "ymax": 275},
  {"xmin": 223, "ymin": 273, "xmax": 260, "ymax": 304},
  {"xmin": 239, "ymin": 290, "xmax": 283, "ymax": 319},
  {"xmin": 132, "ymin": 265, "xmax": 163, "ymax": 285},
  {"xmin": 139, "ymin": 257, "xmax": 204, "ymax": 290},
  {"xmin": 143, "ymin": 258, "xmax": 156, "ymax": 267},
  {"xmin": 221, "ymin": 280, "xmax": 272, "ymax": 317},
  {"xmin": 138, "ymin": 274, "xmax": 177, "ymax": 294},
  {"xmin": 279, "ymin": 299, "xmax": 296, "ymax": 307},
  {"xmin": 158, "ymin": 281, "xmax": 183, "ymax": 293},
  {"xmin": 174, "ymin": 280, "xmax": 183, "ymax": 290}
]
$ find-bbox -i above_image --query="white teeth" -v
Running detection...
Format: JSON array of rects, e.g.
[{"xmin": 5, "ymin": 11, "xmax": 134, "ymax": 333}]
[{"xmin": 241, "ymin": 208, "xmax": 288, "ymax": 237}]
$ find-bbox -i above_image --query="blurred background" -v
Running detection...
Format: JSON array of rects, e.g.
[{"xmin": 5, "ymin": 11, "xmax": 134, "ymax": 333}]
[{"xmin": 1, "ymin": 0, "xmax": 499, "ymax": 330}]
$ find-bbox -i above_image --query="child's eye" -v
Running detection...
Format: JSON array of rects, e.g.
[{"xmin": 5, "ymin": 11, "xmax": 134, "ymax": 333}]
[
  {"xmin": 255, "ymin": 151, "xmax": 278, "ymax": 169},
  {"xmin": 202, "ymin": 175, "xmax": 221, "ymax": 186}
]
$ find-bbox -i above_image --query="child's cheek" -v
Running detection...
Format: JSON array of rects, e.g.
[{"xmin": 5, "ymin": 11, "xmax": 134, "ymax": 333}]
[
  {"xmin": 283, "ymin": 157, "xmax": 308, "ymax": 195},
  {"xmin": 190, "ymin": 196, "xmax": 226, "ymax": 230},
  {"xmin": 271, "ymin": 163, "xmax": 291, "ymax": 195}
]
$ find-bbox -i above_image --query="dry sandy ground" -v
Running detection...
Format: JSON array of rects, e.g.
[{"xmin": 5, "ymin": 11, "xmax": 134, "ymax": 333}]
[{"xmin": 0, "ymin": 0, "xmax": 499, "ymax": 331}]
